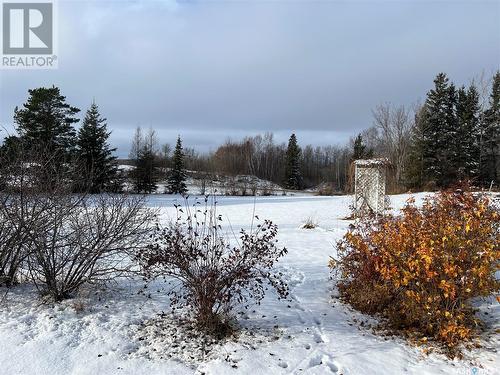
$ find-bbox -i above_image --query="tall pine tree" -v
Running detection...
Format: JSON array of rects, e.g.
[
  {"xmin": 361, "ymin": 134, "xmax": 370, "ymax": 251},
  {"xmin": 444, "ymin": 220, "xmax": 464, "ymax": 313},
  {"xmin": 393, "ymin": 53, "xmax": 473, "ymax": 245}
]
[
  {"xmin": 284, "ymin": 133, "xmax": 302, "ymax": 190},
  {"xmin": 455, "ymin": 85, "xmax": 481, "ymax": 180},
  {"xmin": 76, "ymin": 102, "xmax": 119, "ymax": 193},
  {"xmin": 14, "ymin": 86, "xmax": 80, "ymax": 158},
  {"xmin": 167, "ymin": 136, "xmax": 187, "ymax": 195},
  {"xmin": 481, "ymin": 71, "xmax": 500, "ymax": 185},
  {"xmin": 422, "ymin": 73, "xmax": 457, "ymax": 187}
]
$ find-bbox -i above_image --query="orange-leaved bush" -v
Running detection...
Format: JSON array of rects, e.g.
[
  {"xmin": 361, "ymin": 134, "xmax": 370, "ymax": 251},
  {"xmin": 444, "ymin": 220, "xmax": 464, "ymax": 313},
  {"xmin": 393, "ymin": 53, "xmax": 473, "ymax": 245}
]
[{"xmin": 331, "ymin": 188, "xmax": 499, "ymax": 353}]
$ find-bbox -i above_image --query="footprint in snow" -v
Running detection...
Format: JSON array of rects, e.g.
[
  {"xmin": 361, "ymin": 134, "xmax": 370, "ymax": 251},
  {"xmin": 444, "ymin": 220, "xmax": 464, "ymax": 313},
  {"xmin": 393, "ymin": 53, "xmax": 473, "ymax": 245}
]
[
  {"xmin": 278, "ymin": 361, "xmax": 289, "ymax": 369},
  {"xmin": 313, "ymin": 332, "xmax": 324, "ymax": 344},
  {"xmin": 308, "ymin": 354, "xmax": 339, "ymax": 373}
]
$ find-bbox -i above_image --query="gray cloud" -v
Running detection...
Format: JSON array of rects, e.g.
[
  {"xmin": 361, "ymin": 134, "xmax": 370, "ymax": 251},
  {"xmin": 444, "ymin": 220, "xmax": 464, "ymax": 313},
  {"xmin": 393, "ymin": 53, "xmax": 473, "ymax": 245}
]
[{"xmin": 1, "ymin": 0, "xmax": 499, "ymax": 157}]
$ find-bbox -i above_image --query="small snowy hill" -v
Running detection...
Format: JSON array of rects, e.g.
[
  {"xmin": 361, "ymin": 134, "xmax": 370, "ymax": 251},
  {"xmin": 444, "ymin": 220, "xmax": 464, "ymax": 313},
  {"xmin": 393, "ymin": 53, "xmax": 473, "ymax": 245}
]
[{"xmin": 119, "ymin": 165, "xmax": 305, "ymax": 196}]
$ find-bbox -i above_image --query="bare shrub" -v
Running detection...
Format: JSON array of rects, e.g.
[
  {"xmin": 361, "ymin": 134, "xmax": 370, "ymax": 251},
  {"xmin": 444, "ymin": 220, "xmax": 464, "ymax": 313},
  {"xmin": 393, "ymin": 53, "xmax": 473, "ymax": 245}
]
[
  {"xmin": 27, "ymin": 194, "xmax": 154, "ymax": 301},
  {"xmin": 250, "ymin": 182, "xmax": 258, "ymax": 196},
  {"xmin": 137, "ymin": 197, "xmax": 289, "ymax": 335},
  {"xmin": 197, "ymin": 172, "xmax": 209, "ymax": 195},
  {"xmin": 301, "ymin": 216, "xmax": 318, "ymax": 229},
  {"xmin": 0, "ymin": 142, "xmax": 155, "ymax": 300},
  {"xmin": 260, "ymin": 183, "xmax": 275, "ymax": 196},
  {"xmin": 240, "ymin": 182, "xmax": 249, "ymax": 196},
  {"xmin": 0, "ymin": 195, "xmax": 28, "ymax": 286},
  {"xmin": 0, "ymin": 144, "xmax": 55, "ymax": 286},
  {"xmin": 316, "ymin": 183, "xmax": 336, "ymax": 196}
]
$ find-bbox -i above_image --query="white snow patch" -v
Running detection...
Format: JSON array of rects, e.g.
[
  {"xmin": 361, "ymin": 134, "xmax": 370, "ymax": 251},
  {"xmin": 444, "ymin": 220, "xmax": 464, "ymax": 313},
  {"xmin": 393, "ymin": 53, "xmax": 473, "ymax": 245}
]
[{"xmin": 0, "ymin": 193, "xmax": 497, "ymax": 375}]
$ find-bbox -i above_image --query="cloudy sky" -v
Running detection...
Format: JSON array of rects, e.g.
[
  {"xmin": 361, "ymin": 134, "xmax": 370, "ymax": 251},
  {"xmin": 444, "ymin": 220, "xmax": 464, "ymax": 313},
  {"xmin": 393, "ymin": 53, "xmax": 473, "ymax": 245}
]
[{"xmin": 1, "ymin": 0, "xmax": 499, "ymax": 157}]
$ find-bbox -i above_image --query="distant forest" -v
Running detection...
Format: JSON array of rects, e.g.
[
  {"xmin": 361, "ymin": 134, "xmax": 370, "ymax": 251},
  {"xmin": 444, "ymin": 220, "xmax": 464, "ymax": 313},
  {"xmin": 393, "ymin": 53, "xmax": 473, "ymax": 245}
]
[{"xmin": 1, "ymin": 71, "xmax": 499, "ymax": 194}]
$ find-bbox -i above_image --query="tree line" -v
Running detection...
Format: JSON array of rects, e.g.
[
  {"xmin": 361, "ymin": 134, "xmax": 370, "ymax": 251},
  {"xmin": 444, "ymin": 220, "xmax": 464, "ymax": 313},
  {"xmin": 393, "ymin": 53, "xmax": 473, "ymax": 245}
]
[
  {"xmin": 137, "ymin": 71, "xmax": 498, "ymax": 193},
  {"xmin": 1, "ymin": 71, "xmax": 498, "ymax": 194}
]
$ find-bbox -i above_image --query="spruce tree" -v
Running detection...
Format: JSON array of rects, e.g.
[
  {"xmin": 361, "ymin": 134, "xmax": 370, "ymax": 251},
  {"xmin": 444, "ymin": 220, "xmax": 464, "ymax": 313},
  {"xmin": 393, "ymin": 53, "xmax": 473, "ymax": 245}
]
[
  {"xmin": 130, "ymin": 127, "xmax": 159, "ymax": 194},
  {"xmin": 481, "ymin": 71, "xmax": 500, "ymax": 185},
  {"xmin": 444, "ymin": 82, "xmax": 458, "ymax": 185},
  {"xmin": 351, "ymin": 134, "xmax": 374, "ymax": 161},
  {"xmin": 422, "ymin": 73, "xmax": 457, "ymax": 187},
  {"xmin": 14, "ymin": 86, "xmax": 80, "ymax": 158},
  {"xmin": 455, "ymin": 86, "xmax": 468, "ymax": 177},
  {"xmin": 0, "ymin": 135, "xmax": 21, "ymax": 160},
  {"xmin": 284, "ymin": 133, "xmax": 302, "ymax": 190},
  {"xmin": 167, "ymin": 136, "xmax": 188, "ymax": 194},
  {"xmin": 76, "ymin": 102, "xmax": 119, "ymax": 193},
  {"xmin": 134, "ymin": 147, "xmax": 158, "ymax": 193},
  {"xmin": 404, "ymin": 107, "xmax": 426, "ymax": 188},
  {"xmin": 455, "ymin": 85, "xmax": 481, "ymax": 180}
]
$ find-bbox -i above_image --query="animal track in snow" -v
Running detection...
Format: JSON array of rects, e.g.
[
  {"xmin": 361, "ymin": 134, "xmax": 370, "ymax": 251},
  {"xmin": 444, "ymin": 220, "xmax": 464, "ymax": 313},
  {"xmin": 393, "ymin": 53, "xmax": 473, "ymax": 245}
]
[
  {"xmin": 313, "ymin": 332, "xmax": 324, "ymax": 343},
  {"xmin": 308, "ymin": 354, "xmax": 338, "ymax": 373},
  {"xmin": 278, "ymin": 361, "xmax": 289, "ymax": 368}
]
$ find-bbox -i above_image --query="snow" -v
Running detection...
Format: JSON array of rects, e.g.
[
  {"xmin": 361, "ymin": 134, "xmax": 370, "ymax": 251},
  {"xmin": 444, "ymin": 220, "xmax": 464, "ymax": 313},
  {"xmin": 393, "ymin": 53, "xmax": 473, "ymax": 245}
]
[
  {"xmin": 0, "ymin": 193, "xmax": 498, "ymax": 375},
  {"xmin": 354, "ymin": 158, "xmax": 389, "ymax": 166}
]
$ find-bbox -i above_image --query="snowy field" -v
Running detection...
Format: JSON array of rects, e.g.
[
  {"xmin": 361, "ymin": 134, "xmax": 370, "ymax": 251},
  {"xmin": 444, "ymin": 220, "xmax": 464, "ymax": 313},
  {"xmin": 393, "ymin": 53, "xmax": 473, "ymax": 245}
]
[{"xmin": 0, "ymin": 194, "xmax": 498, "ymax": 375}]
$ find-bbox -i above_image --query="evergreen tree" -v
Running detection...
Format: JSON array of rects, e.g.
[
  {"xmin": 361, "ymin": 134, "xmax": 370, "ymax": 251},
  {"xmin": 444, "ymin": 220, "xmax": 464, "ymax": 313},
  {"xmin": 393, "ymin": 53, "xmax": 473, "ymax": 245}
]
[
  {"xmin": 76, "ymin": 102, "xmax": 119, "ymax": 193},
  {"xmin": 14, "ymin": 86, "xmax": 80, "ymax": 158},
  {"xmin": 130, "ymin": 127, "xmax": 159, "ymax": 194},
  {"xmin": 134, "ymin": 148, "xmax": 158, "ymax": 193},
  {"xmin": 455, "ymin": 86, "xmax": 468, "ymax": 177},
  {"xmin": 351, "ymin": 134, "xmax": 373, "ymax": 161},
  {"xmin": 167, "ymin": 136, "xmax": 187, "ymax": 194},
  {"xmin": 284, "ymin": 133, "xmax": 302, "ymax": 190},
  {"xmin": 404, "ymin": 106, "xmax": 426, "ymax": 188},
  {"xmin": 422, "ymin": 73, "xmax": 457, "ymax": 187},
  {"xmin": 0, "ymin": 135, "xmax": 21, "ymax": 160},
  {"xmin": 444, "ymin": 81, "xmax": 459, "ymax": 185},
  {"xmin": 455, "ymin": 85, "xmax": 481, "ymax": 180},
  {"xmin": 481, "ymin": 71, "xmax": 500, "ymax": 185}
]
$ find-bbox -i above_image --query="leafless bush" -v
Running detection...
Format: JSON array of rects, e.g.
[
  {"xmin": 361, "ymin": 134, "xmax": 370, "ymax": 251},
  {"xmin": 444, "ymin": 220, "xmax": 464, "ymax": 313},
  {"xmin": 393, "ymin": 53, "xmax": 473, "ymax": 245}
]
[
  {"xmin": 301, "ymin": 216, "xmax": 318, "ymax": 229},
  {"xmin": 225, "ymin": 177, "xmax": 239, "ymax": 196},
  {"xmin": 250, "ymin": 183, "xmax": 258, "ymax": 196},
  {"xmin": 0, "ymin": 143, "xmax": 155, "ymax": 300},
  {"xmin": 0, "ymin": 144, "xmax": 53, "ymax": 286},
  {"xmin": 240, "ymin": 182, "xmax": 249, "ymax": 196},
  {"xmin": 137, "ymin": 197, "xmax": 289, "ymax": 335},
  {"xmin": 27, "ymin": 194, "xmax": 154, "ymax": 301},
  {"xmin": 0, "ymin": 195, "xmax": 29, "ymax": 286},
  {"xmin": 197, "ymin": 173, "xmax": 208, "ymax": 195},
  {"xmin": 316, "ymin": 183, "xmax": 336, "ymax": 196},
  {"xmin": 260, "ymin": 183, "xmax": 275, "ymax": 196}
]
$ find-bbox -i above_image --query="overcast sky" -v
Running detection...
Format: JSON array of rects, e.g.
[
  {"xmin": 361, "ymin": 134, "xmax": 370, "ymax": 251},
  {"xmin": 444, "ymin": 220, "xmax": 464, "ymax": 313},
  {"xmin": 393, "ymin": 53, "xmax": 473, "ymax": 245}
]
[{"xmin": 1, "ymin": 0, "xmax": 499, "ymax": 157}]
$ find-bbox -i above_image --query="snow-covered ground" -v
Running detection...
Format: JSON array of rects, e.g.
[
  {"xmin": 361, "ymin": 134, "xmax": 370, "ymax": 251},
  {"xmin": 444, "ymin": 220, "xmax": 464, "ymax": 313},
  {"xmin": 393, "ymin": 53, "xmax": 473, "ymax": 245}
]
[{"xmin": 0, "ymin": 193, "xmax": 498, "ymax": 375}]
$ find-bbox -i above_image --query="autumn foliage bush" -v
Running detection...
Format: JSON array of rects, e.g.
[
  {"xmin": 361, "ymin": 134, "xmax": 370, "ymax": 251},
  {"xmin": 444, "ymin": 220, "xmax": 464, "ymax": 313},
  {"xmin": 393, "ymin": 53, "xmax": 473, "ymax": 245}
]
[{"xmin": 331, "ymin": 188, "xmax": 499, "ymax": 353}]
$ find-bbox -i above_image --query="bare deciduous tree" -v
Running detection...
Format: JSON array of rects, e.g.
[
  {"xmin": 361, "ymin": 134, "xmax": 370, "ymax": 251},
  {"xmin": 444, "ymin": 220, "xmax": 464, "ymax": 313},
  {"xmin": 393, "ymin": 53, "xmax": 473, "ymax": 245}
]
[{"xmin": 372, "ymin": 103, "xmax": 414, "ymax": 185}]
